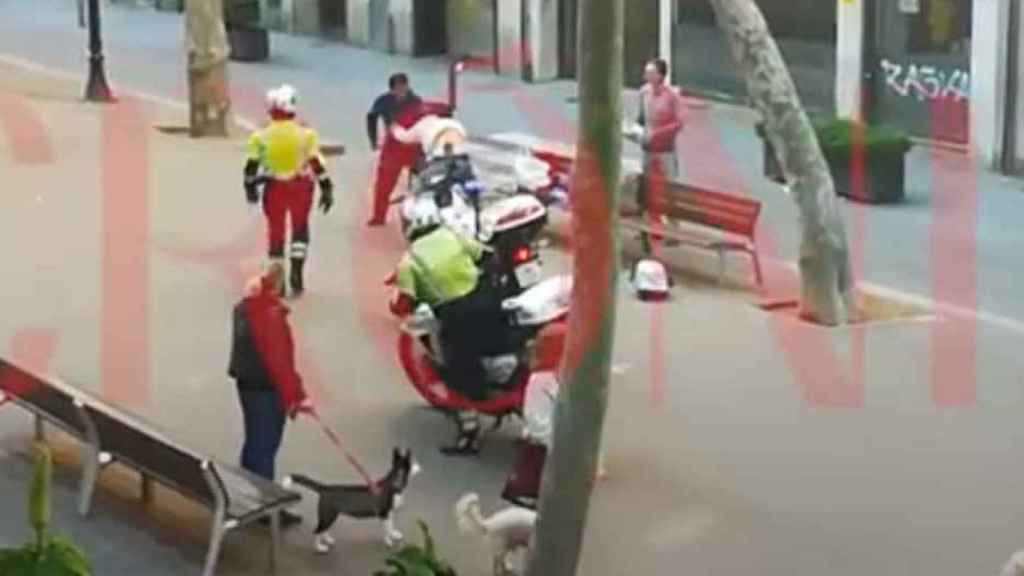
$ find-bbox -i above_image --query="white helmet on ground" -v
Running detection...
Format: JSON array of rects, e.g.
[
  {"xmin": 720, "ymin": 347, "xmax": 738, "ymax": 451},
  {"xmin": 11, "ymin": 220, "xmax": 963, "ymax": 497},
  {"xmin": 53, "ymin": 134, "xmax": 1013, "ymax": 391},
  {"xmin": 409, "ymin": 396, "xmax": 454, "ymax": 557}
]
[{"xmin": 266, "ymin": 84, "xmax": 298, "ymax": 115}]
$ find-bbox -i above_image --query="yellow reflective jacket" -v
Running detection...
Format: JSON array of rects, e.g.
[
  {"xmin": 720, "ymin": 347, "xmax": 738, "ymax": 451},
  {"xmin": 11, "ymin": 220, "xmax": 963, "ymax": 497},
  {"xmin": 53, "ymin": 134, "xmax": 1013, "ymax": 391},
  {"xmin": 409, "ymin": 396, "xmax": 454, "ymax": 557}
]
[{"xmin": 246, "ymin": 119, "xmax": 324, "ymax": 179}]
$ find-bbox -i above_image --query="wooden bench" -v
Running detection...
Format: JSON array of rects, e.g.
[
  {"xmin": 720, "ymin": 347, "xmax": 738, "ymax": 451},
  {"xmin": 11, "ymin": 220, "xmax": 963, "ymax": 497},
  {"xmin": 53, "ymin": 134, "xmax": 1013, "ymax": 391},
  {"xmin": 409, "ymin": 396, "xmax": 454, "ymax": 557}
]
[
  {"xmin": 620, "ymin": 175, "xmax": 764, "ymax": 287},
  {"xmin": 0, "ymin": 359, "xmax": 301, "ymax": 576}
]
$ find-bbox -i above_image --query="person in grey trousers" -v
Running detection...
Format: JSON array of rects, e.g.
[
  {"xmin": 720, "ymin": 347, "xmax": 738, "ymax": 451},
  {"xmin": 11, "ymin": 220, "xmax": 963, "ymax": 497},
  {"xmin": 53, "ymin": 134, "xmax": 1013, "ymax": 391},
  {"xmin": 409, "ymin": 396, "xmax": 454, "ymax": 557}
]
[{"xmin": 628, "ymin": 58, "xmax": 686, "ymax": 247}]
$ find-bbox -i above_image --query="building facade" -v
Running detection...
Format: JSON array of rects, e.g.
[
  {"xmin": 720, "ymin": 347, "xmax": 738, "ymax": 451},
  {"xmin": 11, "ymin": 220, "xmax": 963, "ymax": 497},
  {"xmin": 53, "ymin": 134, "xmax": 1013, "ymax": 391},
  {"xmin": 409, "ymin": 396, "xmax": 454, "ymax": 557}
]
[{"xmin": 251, "ymin": 0, "xmax": 1021, "ymax": 169}]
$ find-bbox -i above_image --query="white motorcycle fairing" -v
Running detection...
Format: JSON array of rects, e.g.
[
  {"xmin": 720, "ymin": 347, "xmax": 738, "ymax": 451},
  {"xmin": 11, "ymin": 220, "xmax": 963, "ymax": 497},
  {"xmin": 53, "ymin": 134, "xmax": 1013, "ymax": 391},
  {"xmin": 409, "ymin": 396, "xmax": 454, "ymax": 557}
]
[{"xmin": 502, "ymin": 275, "xmax": 573, "ymax": 326}]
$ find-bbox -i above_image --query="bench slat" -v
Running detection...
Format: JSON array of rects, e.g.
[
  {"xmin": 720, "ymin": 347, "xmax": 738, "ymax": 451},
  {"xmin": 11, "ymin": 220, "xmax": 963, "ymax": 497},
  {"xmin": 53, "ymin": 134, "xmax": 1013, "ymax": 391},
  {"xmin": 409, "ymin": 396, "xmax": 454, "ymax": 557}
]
[{"xmin": 0, "ymin": 360, "xmax": 87, "ymax": 437}]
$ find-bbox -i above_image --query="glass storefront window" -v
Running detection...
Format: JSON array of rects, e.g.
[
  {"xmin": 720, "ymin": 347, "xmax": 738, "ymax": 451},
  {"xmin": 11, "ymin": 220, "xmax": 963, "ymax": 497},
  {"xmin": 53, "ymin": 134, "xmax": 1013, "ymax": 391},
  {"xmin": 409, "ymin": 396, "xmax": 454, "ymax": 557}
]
[{"xmin": 907, "ymin": 0, "xmax": 971, "ymax": 55}]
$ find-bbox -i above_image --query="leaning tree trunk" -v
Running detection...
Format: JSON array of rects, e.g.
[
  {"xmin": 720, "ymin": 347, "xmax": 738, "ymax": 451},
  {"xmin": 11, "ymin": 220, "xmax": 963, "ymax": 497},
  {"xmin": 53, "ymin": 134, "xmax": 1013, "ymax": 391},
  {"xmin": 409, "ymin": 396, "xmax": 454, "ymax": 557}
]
[
  {"xmin": 708, "ymin": 0, "xmax": 855, "ymax": 325},
  {"xmin": 185, "ymin": 0, "xmax": 231, "ymax": 137},
  {"xmin": 524, "ymin": 0, "xmax": 622, "ymax": 574}
]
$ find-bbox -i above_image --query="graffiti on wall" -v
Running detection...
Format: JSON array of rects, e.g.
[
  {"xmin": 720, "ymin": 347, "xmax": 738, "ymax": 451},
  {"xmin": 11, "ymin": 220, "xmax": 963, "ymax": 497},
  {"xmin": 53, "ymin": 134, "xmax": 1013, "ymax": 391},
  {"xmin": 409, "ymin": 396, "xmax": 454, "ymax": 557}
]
[{"xmin": 880, "ymin": 58, "xmax": 970, "ymax": 102}]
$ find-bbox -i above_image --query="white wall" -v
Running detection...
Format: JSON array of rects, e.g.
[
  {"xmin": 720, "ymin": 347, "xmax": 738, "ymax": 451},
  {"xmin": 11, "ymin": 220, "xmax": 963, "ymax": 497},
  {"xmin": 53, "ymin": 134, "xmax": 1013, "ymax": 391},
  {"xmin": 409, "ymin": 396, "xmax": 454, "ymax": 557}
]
[
  {"xmin": 659, "ymin": 0, "xmax": 672, "ymax": 82},
  {"xmin": 348, "ymin": 0, "xmax": 370, "ymax": 45},
  {"xmin": 389, "ymin": 0, "xmax": 415, "ymax": 55},
  {"xmin": 970, "ymin": 0, "xmax": 1010, "ymax": 166},
  {"xmin": 526, "ymin": 0, "xmax": 558, "ymax": 81},
  {"xmin": 497, "ymin": 0, "xmax": 523, "ymax": 77},
  {"xmin": 835, "ymin": 0, "xmax": 865, "ymax": 120}
]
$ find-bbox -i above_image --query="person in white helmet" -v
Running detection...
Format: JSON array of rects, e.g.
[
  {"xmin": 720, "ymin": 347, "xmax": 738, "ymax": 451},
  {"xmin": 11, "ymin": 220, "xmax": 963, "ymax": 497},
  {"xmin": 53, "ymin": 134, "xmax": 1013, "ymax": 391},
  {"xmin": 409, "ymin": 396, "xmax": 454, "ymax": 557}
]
[
  {"xmin": 389, "ymin": 204, "xmax": 502, "ymax": 456},
  {"xmin": 244, "ymin": 84, "xmax": 335, "ymax": 296}
]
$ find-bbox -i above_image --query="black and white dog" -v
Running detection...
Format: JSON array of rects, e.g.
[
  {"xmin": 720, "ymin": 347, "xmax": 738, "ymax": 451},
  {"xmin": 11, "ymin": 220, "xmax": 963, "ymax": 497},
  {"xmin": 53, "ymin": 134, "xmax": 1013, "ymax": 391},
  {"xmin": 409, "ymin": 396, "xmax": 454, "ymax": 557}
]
[{"xmin": 284, "ymin": 448, "xmax": 421, "ymax": 553}]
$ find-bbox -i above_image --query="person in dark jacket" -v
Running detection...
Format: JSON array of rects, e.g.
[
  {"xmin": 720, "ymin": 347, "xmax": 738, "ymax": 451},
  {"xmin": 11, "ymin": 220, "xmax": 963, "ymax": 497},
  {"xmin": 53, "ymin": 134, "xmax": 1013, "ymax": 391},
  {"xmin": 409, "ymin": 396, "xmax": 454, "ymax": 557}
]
[
  {"xmin": 228, "ymin": 263, "xmax": 310, "ymax": 526},
  {"xmin": 365, "ymin": 73, "xmax": 424, "ymax": 226}
]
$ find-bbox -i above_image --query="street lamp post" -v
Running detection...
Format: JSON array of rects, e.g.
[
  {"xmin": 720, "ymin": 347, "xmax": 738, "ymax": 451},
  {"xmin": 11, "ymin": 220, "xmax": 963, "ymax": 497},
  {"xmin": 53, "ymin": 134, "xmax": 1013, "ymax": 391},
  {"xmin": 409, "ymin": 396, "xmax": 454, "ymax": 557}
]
[{"xmin": 84, "ymin": 0, "xmax": 114, "ymax": 102}]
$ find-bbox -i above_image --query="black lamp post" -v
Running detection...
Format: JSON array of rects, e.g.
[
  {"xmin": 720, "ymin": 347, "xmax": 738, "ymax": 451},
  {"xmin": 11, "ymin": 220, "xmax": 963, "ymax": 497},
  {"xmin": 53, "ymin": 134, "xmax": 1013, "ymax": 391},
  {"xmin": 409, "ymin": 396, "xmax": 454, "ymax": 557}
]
[{"xmin": 84, "ymin": 0, "xmax": 114, "ymax": 102}]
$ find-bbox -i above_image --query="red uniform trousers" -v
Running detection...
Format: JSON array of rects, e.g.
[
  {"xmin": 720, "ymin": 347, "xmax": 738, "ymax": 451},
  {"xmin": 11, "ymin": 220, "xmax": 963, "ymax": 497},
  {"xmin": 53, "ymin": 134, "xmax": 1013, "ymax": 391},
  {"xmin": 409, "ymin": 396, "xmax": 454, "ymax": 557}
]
[
  {"xmin": 370, "ymin": 138, "xmax": 421, "ymax": 223},
  {"xmin": 263, "ymin": 177, "xmax": 315, "ymax": 260}
]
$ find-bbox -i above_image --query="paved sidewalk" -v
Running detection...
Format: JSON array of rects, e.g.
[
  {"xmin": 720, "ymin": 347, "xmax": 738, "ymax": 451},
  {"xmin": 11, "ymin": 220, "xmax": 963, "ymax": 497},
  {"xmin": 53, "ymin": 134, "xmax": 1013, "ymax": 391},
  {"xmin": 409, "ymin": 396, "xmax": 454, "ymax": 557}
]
[
  {"xmin": 1, "ymin": 3, "xmax": 1024, "ymax": 576},
  {"xmin": 2, "ymin": 0, "xmax": 1022, "ymax": 325}
]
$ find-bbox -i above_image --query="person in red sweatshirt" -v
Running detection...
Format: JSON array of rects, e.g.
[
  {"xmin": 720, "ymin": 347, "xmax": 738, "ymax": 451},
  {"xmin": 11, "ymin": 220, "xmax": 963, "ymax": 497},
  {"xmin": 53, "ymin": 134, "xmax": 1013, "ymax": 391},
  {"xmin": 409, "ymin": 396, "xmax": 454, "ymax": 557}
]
[{"xmin": 228, "ymin": 263, "xmax": 310, "ymax": 526}]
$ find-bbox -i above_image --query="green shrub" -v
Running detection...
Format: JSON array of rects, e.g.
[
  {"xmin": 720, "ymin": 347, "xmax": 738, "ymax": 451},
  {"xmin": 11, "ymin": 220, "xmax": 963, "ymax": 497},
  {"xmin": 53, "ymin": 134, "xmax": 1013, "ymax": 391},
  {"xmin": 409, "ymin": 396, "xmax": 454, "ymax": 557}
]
[
  {"xmin": 757, "ymin": 118, "xmax": 912, "ymax": 161},
  {"xmin": 812, "ymin": 118, "xmax": 912, "ymax": 162},
  {"xmin": 374, "ymin": 520, "xmax": 458, "ymax": 576},
  {"xmin": 0, "ymin": 444, "xmax": 92, "ymax": 576}
]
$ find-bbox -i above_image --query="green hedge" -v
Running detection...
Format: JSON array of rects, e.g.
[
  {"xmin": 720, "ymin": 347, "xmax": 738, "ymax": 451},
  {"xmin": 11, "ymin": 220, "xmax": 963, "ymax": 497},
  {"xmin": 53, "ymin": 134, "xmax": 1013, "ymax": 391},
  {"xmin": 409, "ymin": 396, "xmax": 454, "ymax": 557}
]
[
  {"xmin": 224, "ymin": 0, "xmax": 261, "ymax": 27},
  {"xmin": 812, "ymin": 119, "xmax": 912, "ymax": 161},
  {"xmin": 757, "ymin": 118, "xmax": 912, "ymax": 161}
]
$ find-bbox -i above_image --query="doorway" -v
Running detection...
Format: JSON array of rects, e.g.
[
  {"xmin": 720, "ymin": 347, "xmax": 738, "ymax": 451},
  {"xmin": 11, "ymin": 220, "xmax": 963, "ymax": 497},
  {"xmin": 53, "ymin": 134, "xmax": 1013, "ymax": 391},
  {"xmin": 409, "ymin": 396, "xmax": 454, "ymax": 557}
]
[
  {"xmin": 866, "ymin": 0, "xmax": 972, "ymax": 143},
  {"xmin": 623, "ymin": 0, "xmax": 659, "ymax": 87},
  {"xmin": 319, "ymin": 0, "xmax": 346, "ymax": 40},
  {"xmin": 558, "ymin": 0, "xmax": 577, "ymax": 78}
]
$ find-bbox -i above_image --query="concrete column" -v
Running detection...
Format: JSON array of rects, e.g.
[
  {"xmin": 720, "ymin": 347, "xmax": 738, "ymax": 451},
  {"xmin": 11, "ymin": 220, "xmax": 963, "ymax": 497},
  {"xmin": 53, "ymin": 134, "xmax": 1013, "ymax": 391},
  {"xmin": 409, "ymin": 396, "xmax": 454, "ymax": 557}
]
[
  {"xmin": 970, "ymin": 0, "xmax": 1010, "ymax": 166},
  {"xmin": 1011, "ymin": 0, "xmax": 1024, "ymax": 170},
  {"xmin": 525, "ymin": 0, "xmax": 558, "ymax": 81},
  {"xmin": 389, "ymin": 0, "xmax": 415, "ymax": 55},
  {"xmin": 292, "ymin": 0, "xmax": 321, "ymax": 34},
  {"xmin": 497, "ymin": 0, "xmax": 523, "ymax": 77},
  {"xmin": 279, "ymin": 0, "xmax": 295, "ymax": 32},
  {"xmin": 348, "ymin": 0, "xmax": 370, "ymax": 45},
  {"xmin": 835, "ymin": 0, "xmax": 865, "ymax": 121},
  {"xmin": 659, "ymin": 0, "xmax": 672, "ymax": 82}
]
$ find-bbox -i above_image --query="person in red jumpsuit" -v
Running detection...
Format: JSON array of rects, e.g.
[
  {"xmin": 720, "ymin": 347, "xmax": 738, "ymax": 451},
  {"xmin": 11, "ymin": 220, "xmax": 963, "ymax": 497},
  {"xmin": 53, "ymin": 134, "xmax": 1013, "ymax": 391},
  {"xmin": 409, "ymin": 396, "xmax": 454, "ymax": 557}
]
[{"xmin": 365, "ymin": 73, "xmax": 426, "ymax": 227}]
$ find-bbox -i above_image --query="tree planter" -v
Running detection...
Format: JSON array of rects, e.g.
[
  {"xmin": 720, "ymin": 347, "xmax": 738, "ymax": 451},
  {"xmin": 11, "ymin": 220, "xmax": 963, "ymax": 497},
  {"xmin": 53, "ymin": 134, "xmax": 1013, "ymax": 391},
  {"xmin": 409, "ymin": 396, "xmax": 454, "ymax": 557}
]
[
  {"xmin": 155, "ymin": 0, "xmax": 183, "ymax": 12},
  {"xmin": 758, "ymin": 119, "xmax": 912, "ymax": 204},
  {"xmin": 226, "ymin": 24, "xmax": 269, "ymax": 62},
  {"xmin": 225, "ymin": 0, "xmax": 268, "ymax": 62}
]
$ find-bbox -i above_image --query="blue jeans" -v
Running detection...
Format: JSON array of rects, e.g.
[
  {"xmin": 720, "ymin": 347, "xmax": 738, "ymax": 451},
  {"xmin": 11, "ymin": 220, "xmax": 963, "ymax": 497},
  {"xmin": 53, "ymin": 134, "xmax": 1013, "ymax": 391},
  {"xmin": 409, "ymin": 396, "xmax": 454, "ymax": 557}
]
[{"xmin": 237, "ymin": 388, "xmax": 286, "ymax": 480}]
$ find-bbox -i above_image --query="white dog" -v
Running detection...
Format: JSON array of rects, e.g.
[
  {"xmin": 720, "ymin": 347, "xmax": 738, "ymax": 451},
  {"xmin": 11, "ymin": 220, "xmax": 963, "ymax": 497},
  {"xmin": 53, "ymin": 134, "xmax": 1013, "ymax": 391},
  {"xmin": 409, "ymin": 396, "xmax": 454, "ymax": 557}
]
[
  {"xmin": 1001, "ymin": 550, "xmax": 1024, "ymax": 576},
  {"xmin": 455, "ymin": 493, "xmax": 536, "ymax": 576}
]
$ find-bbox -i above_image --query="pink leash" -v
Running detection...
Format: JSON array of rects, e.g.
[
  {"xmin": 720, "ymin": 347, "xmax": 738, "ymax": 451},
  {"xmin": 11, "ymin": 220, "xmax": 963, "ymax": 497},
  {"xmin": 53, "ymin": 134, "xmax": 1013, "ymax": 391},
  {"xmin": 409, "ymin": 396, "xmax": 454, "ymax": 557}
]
[{"xmin": 306, "ymin": 409, "xmax": 379, "ymax": 495}]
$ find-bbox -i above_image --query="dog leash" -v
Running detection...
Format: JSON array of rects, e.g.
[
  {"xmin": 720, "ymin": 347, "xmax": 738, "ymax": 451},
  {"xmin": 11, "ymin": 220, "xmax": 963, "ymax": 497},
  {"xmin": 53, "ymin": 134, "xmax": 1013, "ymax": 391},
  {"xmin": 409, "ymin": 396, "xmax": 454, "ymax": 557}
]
[{"xmin": 306, "ymin": 409, "xmax": 380, "ymax": 495}]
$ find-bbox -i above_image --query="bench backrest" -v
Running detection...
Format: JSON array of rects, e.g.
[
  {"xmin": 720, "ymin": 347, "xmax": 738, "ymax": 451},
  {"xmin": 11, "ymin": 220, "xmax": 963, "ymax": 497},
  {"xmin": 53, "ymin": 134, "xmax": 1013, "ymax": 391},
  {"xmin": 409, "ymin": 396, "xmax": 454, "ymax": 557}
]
[
  {"xmin": 0, "ymin": 359, "xmax": 87, "ymax": 437},
  {"xmin": 81, "ymin": 400, "xmax": 220, "ymax": 506},
  {"xmin": 646, "ymin": 181, "xmax": 762, "ymax": 238}
]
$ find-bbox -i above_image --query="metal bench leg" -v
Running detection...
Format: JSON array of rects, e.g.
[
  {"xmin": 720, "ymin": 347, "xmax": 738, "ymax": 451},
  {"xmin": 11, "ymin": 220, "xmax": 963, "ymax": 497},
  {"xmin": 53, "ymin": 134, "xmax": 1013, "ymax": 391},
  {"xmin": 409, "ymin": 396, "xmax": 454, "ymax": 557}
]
[
  {"xmin": 750, "ymin": 248, "xmax": 764, "ymax": 288},
  {"xmin": 141, "ymin": 474, "xmax": 154, "ymax": 505},
  {"xmin": 78, "ymin": 443, "xmax": 100, "ymax": 517},
  {"xmin": 202, "ymin": 514, "xmax": 227, "ymax": 576},
  {"xmin": 73, "ymin": 400, "xmax": 101, "ymax": 517},
  {"xmin": 269, "ymin": 511, "xmax": 280, "ymax": 575},
  {"xmin": 716, "ymin": 248, "xmax": 726, "ymax": 285}
]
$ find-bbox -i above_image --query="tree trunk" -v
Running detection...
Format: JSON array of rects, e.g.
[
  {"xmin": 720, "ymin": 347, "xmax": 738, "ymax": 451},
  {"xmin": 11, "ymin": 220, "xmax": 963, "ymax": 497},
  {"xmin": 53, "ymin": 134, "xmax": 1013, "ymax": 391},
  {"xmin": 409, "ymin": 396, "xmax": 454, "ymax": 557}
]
[
  {"xmin": 708, "ymin": 0, "xmax": 855, "ymax": 325},
  {"xmin": 185, "ymin": 0, "xmax": 231, "ymax": 137},
  {"xmin": 524, "ymin": 0, "xmax": 622, "ymax": 574}
]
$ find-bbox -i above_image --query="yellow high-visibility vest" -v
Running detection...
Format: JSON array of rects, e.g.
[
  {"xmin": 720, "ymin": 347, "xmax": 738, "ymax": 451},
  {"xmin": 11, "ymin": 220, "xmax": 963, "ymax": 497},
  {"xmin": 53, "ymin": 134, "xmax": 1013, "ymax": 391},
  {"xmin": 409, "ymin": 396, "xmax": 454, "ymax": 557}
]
[{"xmin": 247, "ymin": 119, "xmax": 325, "ymax": 179}]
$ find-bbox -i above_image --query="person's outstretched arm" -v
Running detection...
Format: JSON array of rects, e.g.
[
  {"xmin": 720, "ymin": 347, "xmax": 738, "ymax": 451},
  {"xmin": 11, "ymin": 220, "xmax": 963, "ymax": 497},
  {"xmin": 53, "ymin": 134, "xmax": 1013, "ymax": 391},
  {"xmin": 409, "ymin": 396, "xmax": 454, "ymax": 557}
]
[{"xmin": 367, "ymin": 95, "xmax": 389, "ymax": 150}]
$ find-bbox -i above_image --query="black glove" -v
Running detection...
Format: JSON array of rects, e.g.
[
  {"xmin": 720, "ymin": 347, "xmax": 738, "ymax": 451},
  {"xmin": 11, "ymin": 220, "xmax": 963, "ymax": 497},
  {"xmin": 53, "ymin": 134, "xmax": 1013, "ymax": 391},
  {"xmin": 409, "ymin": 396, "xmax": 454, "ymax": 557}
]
[
  {"xmin": 243, "ymin": 160, "xmax": 261, "ymax": 205},
  {"xmin": 318, "ymin": 178, "xmax": 334, "ymax": 213},
  {"xmin": 245, "ymin": 180, "xmax": 259, "ymax": 205}
]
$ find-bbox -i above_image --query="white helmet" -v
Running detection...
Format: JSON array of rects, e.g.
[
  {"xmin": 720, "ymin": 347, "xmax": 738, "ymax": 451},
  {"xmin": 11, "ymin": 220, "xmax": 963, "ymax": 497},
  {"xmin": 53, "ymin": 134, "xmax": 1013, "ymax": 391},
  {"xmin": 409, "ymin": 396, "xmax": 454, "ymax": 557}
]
[
  {"xmin": 403, "ymin": 197, "xmax": 442, "ymax": 241},
  {"xmin": 266, "ymin": 84, "xmax": 298, "ymax": 115}
]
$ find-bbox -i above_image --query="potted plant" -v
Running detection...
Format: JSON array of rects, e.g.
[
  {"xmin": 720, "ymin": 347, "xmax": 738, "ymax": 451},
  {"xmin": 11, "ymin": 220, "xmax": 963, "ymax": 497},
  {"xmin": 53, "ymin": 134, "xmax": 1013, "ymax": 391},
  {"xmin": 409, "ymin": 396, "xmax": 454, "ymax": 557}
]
[
  {"xmin": 758, "ymin": 119, "xmax": 912, "ymax": 204},
  {"xmin": 374, "ymin": 520, "xmax": 458, "ymax": 576},
  {"xmin": 0, "ymin": 444, "xmax": 92, "ymax": 576},
  {"xmin": 224, "ymin": 0, "xmax": 269, "ymax": 62}
]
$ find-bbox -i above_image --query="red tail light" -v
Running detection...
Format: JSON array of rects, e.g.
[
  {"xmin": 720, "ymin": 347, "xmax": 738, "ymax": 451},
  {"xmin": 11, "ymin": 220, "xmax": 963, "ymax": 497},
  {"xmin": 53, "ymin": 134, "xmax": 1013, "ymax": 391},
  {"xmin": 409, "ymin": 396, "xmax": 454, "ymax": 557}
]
[{"xmin": 513, "ymin": 246, "xmax": 533, "ymax": 264}]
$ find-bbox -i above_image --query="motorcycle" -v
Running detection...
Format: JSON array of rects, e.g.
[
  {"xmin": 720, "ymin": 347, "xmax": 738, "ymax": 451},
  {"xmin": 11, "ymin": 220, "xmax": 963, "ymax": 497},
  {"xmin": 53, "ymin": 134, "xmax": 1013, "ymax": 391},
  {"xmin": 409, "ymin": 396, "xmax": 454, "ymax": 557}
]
[
  {"xmin": 397, "ymin": 274, "xmax": 571, "ymax": 419},
  {"xmin": 399, "ymin": 152, "xmax": 552, "ymax": 300}
]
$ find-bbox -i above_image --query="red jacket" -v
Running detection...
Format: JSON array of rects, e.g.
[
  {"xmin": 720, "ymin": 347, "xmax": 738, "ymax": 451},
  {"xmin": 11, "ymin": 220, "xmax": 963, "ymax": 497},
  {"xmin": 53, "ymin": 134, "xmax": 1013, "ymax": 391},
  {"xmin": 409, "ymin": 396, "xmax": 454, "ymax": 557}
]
[{"xmin": 228, "ymin": 292, "xmax": 307, "ymax": 411}]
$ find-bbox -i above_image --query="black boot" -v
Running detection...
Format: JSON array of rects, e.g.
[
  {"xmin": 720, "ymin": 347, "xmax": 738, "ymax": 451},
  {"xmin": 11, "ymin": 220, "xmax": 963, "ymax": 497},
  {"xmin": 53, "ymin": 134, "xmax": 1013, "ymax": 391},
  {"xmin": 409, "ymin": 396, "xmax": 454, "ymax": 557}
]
[
  {"xmin": 289, "ymin": 258, "xmax": 305, "ymax": 297},
  {"xmin": 440, "ymin": 412, "xmax": 481, "ymax": 457}
]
